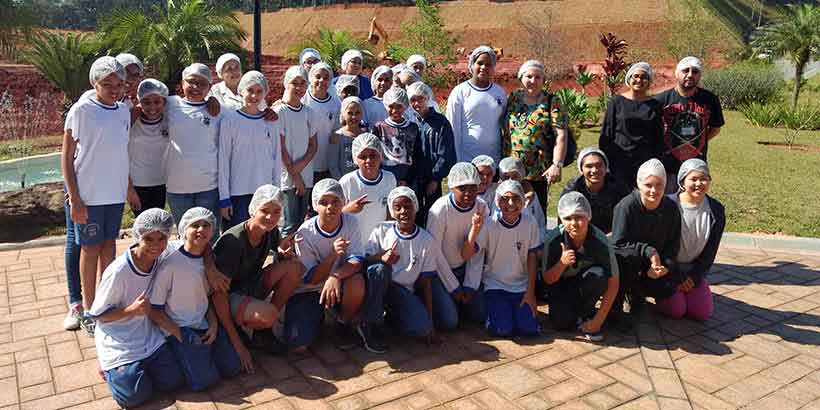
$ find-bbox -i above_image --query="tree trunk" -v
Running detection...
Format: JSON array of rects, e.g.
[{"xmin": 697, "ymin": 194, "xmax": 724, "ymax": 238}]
[{"xmin": 792, "ymin": 54, "xmax": 808, "ymax": 110}]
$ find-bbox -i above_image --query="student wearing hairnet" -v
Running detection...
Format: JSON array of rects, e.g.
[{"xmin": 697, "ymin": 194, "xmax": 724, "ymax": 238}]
[
  {"xmin": 207, "ymin": 53, "xmax": 268, "ymax": 111},
  {"xmin": 212, "ymin": 185, "xmax": 303, "ymax": 362},
  {"xmin": 370, "ymin": 86, "xmax": 421, "ymax": 185},
  {"xmin": 541, "ymin": 193, "xmax": 620, "ymax": 341},
  {"xmin": 659, "ymin": 159, "xmax": 724, "ymax": 321},
  {"xmin": 218, "ymin": 71, "xmax": 281, "ymax": 230},
  {"xmin": 446, "ymin": 46, "xmax": 507, "ymax": 162},
  {"xmin": 292, "ymin": 179, "xmax": 373, "ymax": 352},
  {"xmin": 427, "ymin": 163, "xmax": 491, "ymax": 324},
  {"xmin": 463, "ymin": 180, "xmax": 542, "ymax": 337},
  {"xmin": 363, "ymin": 65, "xmax": 392, "ymax": 127},
  {"xmin": 332, "ymin": 49, "xmax": 374, "ymax": 100},
  {"xmin": 128, "ymin": 79, "xmax": 171, "ymax": 217},
  {"xmin": 90, "ymin": 209, "xmax": 184, "ymax": 408},
  {"xmin": 116, "ymin": 53, "xmax": 145, "ymax": 108},
  {"xmin": 364, "ymin": 187, "xmax": 460, "ymax": 351},
  {"xmin": 408, "ymin": 82, "xmax": 456, "ymax": 226},
  {"xmin": 329, "ymin": 97, "xmax": 367, "ymax": 179},
  {"xmin": 149, "ymin": 208, "xmax": 242, "ymax": 391},
  {"xmin": 303, "ymin": 62, "xmax": 341, "ymax": 182},
  {"xmin": 610, "ymin": 159, "xmax": 681, "ymax": 330},
  {"xmin": 498, "ymin": 156, "xmax": 547, "ymax": 242},
  {"xmin": 559, "ymin": 148, "xmax": 630, "ymax": 234},
  {"xmin": 335, "ymin": 74, "xmax": 360, "ymax": 100},
  {"xmin": 339, "ymin": 133, "xmax": 397, "ymax": 246},
  {"xmin": 62, "ymin": 56, "xmax": 133, "ymax": 336},
  {"xmin": 471, "ymin": 155, "xmax": 497, "ymax": 208}
]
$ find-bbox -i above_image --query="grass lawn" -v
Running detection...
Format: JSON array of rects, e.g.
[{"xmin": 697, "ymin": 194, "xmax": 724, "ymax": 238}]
[
  {"xmin": 0, "ymin": 135, "xmax": 62, "ymax": 161},
  {"xmin": 551, "ymin": 110, "xmax": 820, "ymax": 238}
]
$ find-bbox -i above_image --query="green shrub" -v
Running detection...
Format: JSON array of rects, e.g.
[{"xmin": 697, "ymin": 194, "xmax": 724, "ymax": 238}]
[
  {"xmin": 555, "ymin": 88, "xmax": 590, "ymax": 126},
  {"xmin": 701, "ymin": 63, "xmax": 784, "ymax": 109},
  {"xmin": 740, "ymin": 102, "xmax": 820, "ymax": 130}
]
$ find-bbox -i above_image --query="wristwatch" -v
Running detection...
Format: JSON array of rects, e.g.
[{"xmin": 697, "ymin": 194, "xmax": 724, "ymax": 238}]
[{"xmin": 552, "ymin": 160, "xmax": 564, "ymax": 168}]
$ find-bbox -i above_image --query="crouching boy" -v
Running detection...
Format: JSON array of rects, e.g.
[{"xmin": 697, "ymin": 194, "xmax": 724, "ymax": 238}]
[
  {"xmin": 540, "ymin": 192, "xmax": 620, "ymax": 341},
  {"xmin": 463, "ymin": 180, "xmax": 542, "ymax": 337},
  {"xmin": 149, "ymin": 207, "xmax": 242, "ymax": 391},
  {"xmin": 364, "ymin": 187, "xmax": 460, "ymax": 350},
  {"xmin": 89, "ymin": 209, "xmax": 183, "ymax": 408}
]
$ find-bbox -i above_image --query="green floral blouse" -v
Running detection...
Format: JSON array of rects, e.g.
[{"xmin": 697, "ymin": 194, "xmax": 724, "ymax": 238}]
[{"xmin": 501, "ymin": 90, "xmax": 568, "ymax": 181}]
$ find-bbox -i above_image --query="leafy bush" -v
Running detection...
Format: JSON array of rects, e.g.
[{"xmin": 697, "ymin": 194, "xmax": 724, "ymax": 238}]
[
  {"xmin": 701, "ymin": 63, "xmax": 784, "ymax": 109},
  {"xmin": 555, "ymin": 88, "xmax": 599, "ymax": 126},
  {"xmin": 740, "ymin": 102, "xmax": 820, "ymax": 130}
]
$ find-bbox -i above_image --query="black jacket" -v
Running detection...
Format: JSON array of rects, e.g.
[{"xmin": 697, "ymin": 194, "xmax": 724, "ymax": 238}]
[
  {"xmin": 668, "ymin": 194, "xmax": 726, "ymax": 286},
  {"xmin": 559, "ymin": 175, "xmax": 631, "ymax": 234},
  {"xmin": 612, "ymin": 191, "xmax": 682, "ymax": 273}
]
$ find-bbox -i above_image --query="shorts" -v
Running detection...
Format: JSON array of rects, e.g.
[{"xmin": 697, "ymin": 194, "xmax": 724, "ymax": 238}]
[
  {"xmin": 75, "ymin": 203, "xmax": 125, "ymax": 246},
  {"xmin": 228, "ymin": 292, "xmax": 264, "ymax": 327}
]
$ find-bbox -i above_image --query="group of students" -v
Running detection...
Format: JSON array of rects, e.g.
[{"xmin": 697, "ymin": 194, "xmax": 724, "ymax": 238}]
[{"xmin": 60, "ymin": 47, "xmax": 726, "ymax": 409}]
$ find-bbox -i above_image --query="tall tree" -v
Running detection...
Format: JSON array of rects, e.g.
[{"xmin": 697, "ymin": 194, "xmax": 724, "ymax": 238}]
[
  {"xmin": 752, "ymin": 4, "xmax": 820, "ymax": 108},
  {"xmin": 23, "ymin": 32, "xmax": 102, "ymax": 107}
]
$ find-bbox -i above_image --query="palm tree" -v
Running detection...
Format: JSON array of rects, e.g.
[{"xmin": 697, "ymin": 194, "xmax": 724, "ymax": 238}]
[
  {"xmin": 99, "ymin": 0, "xmax": 247, "ymax": 93},
  {"xmin": 752, "ymin": 4, "xmax": 820, "ymax": 109},
  {"xmin": 288, "ymin": 28, "xmax": 375, "ymax": 72},
  {"xmin": 23, "ymin": 32, "xmax": 103, "ymax": 108},
  {"xmin": 0, "ymin": 0, "xmax": 38, "ymax": 62}
]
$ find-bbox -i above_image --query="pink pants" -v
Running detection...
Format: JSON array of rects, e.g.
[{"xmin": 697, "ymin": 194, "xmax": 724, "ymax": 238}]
[{"xmin": 655, "ymin": 279, "xmax": 713, "ymax": 321}]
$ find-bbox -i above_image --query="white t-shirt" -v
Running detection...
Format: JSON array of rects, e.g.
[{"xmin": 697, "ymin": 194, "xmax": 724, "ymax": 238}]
[
  {"xmin": 339, "ymin": 169, "xmax": 397, "ymax": 246},
  {"xmin": 274, "ymin": 103, "xmax": 316, "ymax": 189},
  {"xmin": 218, "ymin": 109, "xmax": 281, "ymax": 201},
  {"xmin": 129, "ymin": 116, "xmax": 169, "ymax": 187},
  {"xmin": 295, "ymin": 213, "xmax": 366, "ymax": 294},
  {"xmin": 445, "ymin": 81, "xmax": 507, "ymax": 162},
  {"xmin": 469, "ymin": 212, "xmax": 542, "ymax": 293},
  {"xmin": 88, "ymin": 248, "xmax": 167, "ymax": 371},
  {"xmin": 64, "ymin": 97, "xmax": 131, "ymax": 206},
  {"xmin": 362, "ymin": 96, "xmax": 387, "ymax": 128},
  {"xmin": 81, "ymin": 89, "xmax": 135, "ymax": 111},
  {"xmin": 366, "ymin": 222, "xmax": 441, "ymax": 291},
  {"xmin": 487, "ymin": 186, "xmax": 547, "ymax": 242},
  {"xmin": 302, "ymin": 90, "xmax": 341, "ymax": 173},
  {"xmin": 426, "ymin": 193, "xmax": 490, "ymax": 291},
  {"xmin": 150, "ymin": 245, "xmax": 211, "ymax": 330},
  {"xmin": 208, "ymin": 81, "xmax": 267, "ymax": 111},
  {"xmin": 164, "ymin": 96, "xmax": 220, "ymax": 194},
  {"xmin": 479, "ymin": 184, "xmax": 497, "ymax": 211}
]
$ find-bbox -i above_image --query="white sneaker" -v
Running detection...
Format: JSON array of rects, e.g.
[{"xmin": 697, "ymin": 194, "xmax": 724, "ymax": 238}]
[{"xmin": 63, "ymin": 303, "xmax": 83, "ymax": 331}]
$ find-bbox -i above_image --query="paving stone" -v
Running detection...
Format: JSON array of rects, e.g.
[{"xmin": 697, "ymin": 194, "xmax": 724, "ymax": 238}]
[
  {"xmin": 11, "ymin": 314, "xmax": 64, "ymax": 341},
  {"xmin": 657, "ymin": 398, "xmax": 691, "ymax": 410},
  {"xmin": 361, "ymin": 377, "xmax": 420, "ymax": 405},
  {"xmin": 647, "ymin": 368, "xmax": 686, "ymax": 399},
  {"xmin": 18, "ymin": 382, "xmax": 54, "ymax": 402},
  {"xmin": 18, "ymin": 387, "xmax": 93, "ymax": 410},
  {"xmin": 612, "ymin": 395, "xmax": 658, "ymax": 410},
  {"xmin": 16, "ymin": 358, "xmax": 51, "ymax": 387},
  {"xmin": 640, "ymin": 346, "xmax": 674, "ymax": 369},
  {"xmin": 13, "ymin": 346, "xmax": 46, "ymax": 363},
  {"xmin": 477, "ymin": 363, "xmax": 548, "ymax": 399},
  {"xmin": 46, "ymin": 340, "xmax": 83, "ymax": 367},
  {"xmin": 600, "ymin": 363, "xmax": 652, "ymax": 394},
  {"xmin": 0, "ymin": 378, "xmax": 18, "ymax": 407},
  {"xmin": 52, "ymin": 359, "xmax": 101, "ymax": 392}
]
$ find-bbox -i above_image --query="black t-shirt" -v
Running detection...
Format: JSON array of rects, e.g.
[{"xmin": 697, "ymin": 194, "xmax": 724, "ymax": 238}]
[
  {"xmin": 213, "ymin": 222, "xmax": 280, "ymax": 298},
  {"xmin": 544, "ymin": 227, "xmax": 616, "ymax": 279},
  {"xmin": 599, "ymin": 95, "xmax": 664, "ymax": 185},
  {"xmin": 654, "ymin": 88, "xmax": 724, "ymax": 173}
]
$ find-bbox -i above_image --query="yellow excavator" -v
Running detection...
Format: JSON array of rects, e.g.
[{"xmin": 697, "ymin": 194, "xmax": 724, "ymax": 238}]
[{"xmin": 367, "ymin": 16, "xmax": 393, "ymax": 61}]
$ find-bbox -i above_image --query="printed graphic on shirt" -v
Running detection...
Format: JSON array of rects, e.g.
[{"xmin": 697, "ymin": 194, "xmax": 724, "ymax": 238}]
[{"xmin": 661, "ymin": 101, "xmax": 712, "ymax": 161}]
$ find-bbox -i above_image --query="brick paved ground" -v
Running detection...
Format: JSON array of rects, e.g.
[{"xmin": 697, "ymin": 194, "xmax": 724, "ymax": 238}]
[{"xmin": 0, "ymin": 241, "xmax": 818, "ymax": 410}]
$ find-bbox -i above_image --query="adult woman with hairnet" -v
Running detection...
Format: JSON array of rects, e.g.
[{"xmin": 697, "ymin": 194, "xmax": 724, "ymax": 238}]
[
  {"xmin": 446, "ymin": 46, "xmax": 508, "ymax": 162},
  {"xmin": 559, "ymin": 147, "xmax": 630, "ymax": 234},
  {"xmin": 332, "ymin": 49, "xmax": 374, "ymax": 99},
  {"xmin": 610, "ymin": 159, "xmax": 681, "ymax": 330},
  {"xmin": 659, "ymin": 159, "xmax": 724, "ymax": 321},
  {"xmin": 502, "ymin": 59, "xmax": 570, "ymax": 211},
  {"xmin": 212, "ymin": 185, "xmax": 303, "ymax": 362},
  {"xmin": 599, "ymin": 62, "xmax": 663, "ymax": 189}
]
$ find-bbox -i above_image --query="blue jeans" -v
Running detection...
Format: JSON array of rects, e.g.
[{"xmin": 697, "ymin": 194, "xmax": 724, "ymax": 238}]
[
  {"xmin": 103, "ymin": 343, "xmax": 183, "ymax": 408},
  {"xmin": 363, "ymin": 263, "xmax": 391, "ymax": 326},
  {"xmin": 167, "ymin": 326, "xmax": 241, "ymax": 391},
  {"xmin": 429, "ymin": 277, "xmax": 460, "ymax": 331},
  {"xmin": 64, "ymin": 199, "xmax": 82, "ymax": 305},
  {"xmin": 282, "ymin": 291, "xmax": 324, "ymax": 349},
  {"xmin": 74, "ymin": 203, "xmax": 125, "ymax": 246},
  {"xmin": 281, "ymin": 188, "xmax": 310, "ymax": 236},
  {"xmin": 453, "ymin": 265, "xmax": 487, "ymax": 324},
  {"xmin": 167, "ymin": 188, "xmax": 220, "ymax": 235},
  {"xmin": 223, "ymin": 194, "xmax": 253, "ymax": 231},
  {"xmin": 484, "ymin": 289, "xmax": 539, "ymax": 337}
]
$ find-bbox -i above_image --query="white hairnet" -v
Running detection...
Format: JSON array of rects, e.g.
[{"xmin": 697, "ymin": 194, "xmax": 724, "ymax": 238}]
[
  {"xmin": 471, "ymin": 154, "xmax": 496, "ymax": 173},
  {"xmin": 391, "ymin": 63, "xmax": 405, "ymax": 74},
  {"xmin": 137, "ymin": 79, "xmax": 169, "ymax": 100},
  {"xmin": 498, "ymin": 156, "xmax": 525, "ymax": 178},
  {"xmin": 216, "ymin": 53, "xmax": 241, "ymax": 77},
  {"xmin": 517, "ymin": 59, "xmax": 544, "ymax": 80},
  {"xmin": 282, "ymin": 65, "xmax": 307, "ymax": 87},
  {"xmin": 371, "ymin": 65, "xmax": 392, "ymax": 88},
  {"xmin": 312, "ymin": 178, "xmax": 346, "ymax": 210},
  {"xmin": 340, "ymin": 96, "xmax": 363, "ymax": 114},
  {"xmin": 132, "ymin": 208, "xmax": 174, "ymax": 240},
  {"xmin": 299, "ymin": 48, "xmax": 321, "ymax": 65},
  {"xmin": 382, "ymin": 86, "xmax": 409, "ymax": 109},
  {"xmin": 676, "ymin": 56, "xmax": 703, "ymax": 74},
  {"xmin": 397, "ymin": 67, "xmax": 421, "ymax": 85},
  {"xmin": 468, "ymin": 46, "xmax": 497, "ymax": 69},
  {"xmin": 636, "ymin": 158, "xmax": 667, "ymax": 187},
  {"xmin": 557, "ymin": 191, "xmax": 592, "ymax": 220},
  {"xmin": 248, "ymin": 184, "xmax": 284, "ymax": 216},
  {"xmin": 178, "ymin": 207, "xmax": 216, "ymax": 238},
  {"xmin": 89, "ymin": 56, "xmax": 125, "ymax": 86},
  {"xmin": 406, "ymin": 54, "xmax": 427, "ymax": 69},
  {"xmin": 494, "ymin": 180, "xmax": 525, "ymax": 207},
  {"xmin": 308, "ymin": 62, "xmax": 334, "ymax": 83},
  {"xmin": 341, "ymin": 49, "xmax": 364, "ymax": 69},
  {"xmin": 448, "ymin": 162, "xmax": 481, "ymax": 189},
  {"xmin": 406, "ymin": 82, "xmax": 433, "ymax": 101},
  {"xmin": 352, "ymin": 132, "xmax": 383, "ymax": 160},
  {"xmin": 182, "ymin": 63, "xmax": 213, "ymax": 84},
  {"xmin": 388, "ymin": 186, "xmax": 419, "ymax": 218},
  {"xmin": 238, "ymin": 70, "xmax": 269, "ymax": 96},
  {"xmin": 115, "ymin": 53, "xmax": 144, "ymax": 76},
  {"xmin": 335, "ymin": 74, "xmax": 359, "ymax": 96},
  {"xmin": 577, "ymin": 147, "xmax": 609, "ymax": 174},
  {"xmin": 625, "ymin": 62, "xmax": 653, "ymax": 86},
  {"xmin": 677, "ymin": 158, "xmax": 711, "ymax": 188}
]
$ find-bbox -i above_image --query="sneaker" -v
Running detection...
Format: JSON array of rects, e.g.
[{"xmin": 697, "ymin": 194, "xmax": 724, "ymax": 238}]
[
  {"xmin": 80, "ymin": 313, "xmax": 95, "ymax": 337},
  {"xmin": 63, "ymin": 303, "xmax": 83, "ymax": 331},
  {"xmin": 333, "ymin": 321, "xmax": 360, "ymax": 351},
  {"xmin": 577, "ymin": 319, "xmax": 604, "ymax": 342},
  {"xmin": 357, "ymin": 323, "xmax": 387, "ymax": 354}
]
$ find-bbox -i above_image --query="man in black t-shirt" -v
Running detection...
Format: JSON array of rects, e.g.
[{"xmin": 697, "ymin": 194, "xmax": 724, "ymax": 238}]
[{"xmin": 654, "ymin": 56, "xmax": 724, "ymax": 191}]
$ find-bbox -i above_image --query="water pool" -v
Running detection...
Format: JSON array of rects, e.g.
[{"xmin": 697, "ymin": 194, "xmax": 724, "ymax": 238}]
[{"xmin": 0, "ymin": 152, "xmax": 62, "ymax": 192}]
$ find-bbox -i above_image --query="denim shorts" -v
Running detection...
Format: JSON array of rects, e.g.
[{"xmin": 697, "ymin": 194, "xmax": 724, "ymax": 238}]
[{"xmin": 75, "ymin": 203, "xmax": 125, "ymax": 246}]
